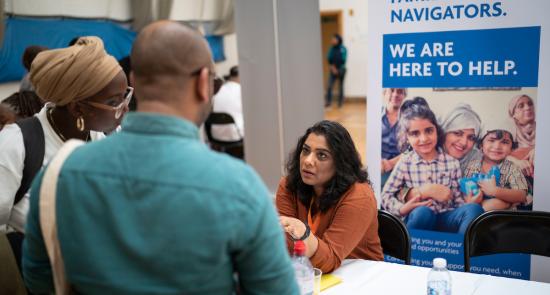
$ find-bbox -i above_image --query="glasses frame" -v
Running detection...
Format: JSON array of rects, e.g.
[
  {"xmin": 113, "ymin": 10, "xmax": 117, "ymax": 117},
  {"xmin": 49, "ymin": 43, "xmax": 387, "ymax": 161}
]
[{"xmin": 81, "ymin": 86, "xmax": 134, "ymax": 119}]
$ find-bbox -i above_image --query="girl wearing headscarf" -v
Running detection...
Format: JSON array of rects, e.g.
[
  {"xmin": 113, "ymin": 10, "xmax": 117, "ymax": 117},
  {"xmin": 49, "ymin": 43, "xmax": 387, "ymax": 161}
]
[{"xmin": 0, "ymin": 37, "xmax": 130, "ymax": 263}]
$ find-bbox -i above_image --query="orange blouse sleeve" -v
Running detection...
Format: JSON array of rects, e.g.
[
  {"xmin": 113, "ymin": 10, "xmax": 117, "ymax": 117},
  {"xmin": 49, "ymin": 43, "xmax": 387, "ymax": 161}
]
[
  {"xmin": 275, "ymin": 177, "xmax": 298, "ymax": 252},
  {"xmin": 309, "ymin": 184, "xmax": 378, "ymax": 273}
]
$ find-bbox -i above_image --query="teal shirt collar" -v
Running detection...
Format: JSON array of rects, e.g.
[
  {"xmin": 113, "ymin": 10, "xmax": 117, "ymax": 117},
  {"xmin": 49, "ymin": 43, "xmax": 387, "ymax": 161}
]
[{"xmin": 121, "ymin": 112, "xmax": 200, "ymax": 140}]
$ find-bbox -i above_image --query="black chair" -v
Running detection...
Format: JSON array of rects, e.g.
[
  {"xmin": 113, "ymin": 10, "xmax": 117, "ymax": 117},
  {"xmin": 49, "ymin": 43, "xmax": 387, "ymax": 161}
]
[
  {"xmin": 378, "ymin": 209, "xmax": 411, "ymax": 265},
  {"xmin": 204, "ymin": 112, "xmax": 244, "ymax": 159},
  {"xmin": 464, "ymin": 210, "xmax": 550, "ymax": 272}
]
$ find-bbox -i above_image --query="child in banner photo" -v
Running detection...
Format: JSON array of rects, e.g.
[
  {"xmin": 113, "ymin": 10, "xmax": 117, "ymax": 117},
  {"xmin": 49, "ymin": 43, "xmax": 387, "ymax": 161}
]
[
  {"xmin": 462, "ymin": 124, "xmax": 529, "ymax": 211},
  {"xmin": 381, "ymin": 98, "xmax": 484, "ymax": 234}
]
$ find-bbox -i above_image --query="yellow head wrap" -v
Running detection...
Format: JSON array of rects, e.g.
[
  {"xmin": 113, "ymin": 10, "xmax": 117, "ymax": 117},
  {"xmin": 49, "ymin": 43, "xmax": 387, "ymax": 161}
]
[{"xmin": 29, "ymin": 36, "xmax": 122, "ymax": 106}]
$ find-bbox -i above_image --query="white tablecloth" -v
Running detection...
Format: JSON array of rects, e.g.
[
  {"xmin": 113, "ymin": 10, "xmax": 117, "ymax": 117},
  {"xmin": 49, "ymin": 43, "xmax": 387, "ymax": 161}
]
[{"xmin": 322, "ymin": 260, "xmax": 550, "ymax": 295}]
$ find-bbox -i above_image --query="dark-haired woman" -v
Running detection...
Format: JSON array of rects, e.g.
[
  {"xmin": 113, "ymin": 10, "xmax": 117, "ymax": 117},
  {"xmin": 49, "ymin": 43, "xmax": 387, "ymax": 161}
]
[{"xmin": 276, "ymin": 120, "xmax": 383, "ymax": 273}]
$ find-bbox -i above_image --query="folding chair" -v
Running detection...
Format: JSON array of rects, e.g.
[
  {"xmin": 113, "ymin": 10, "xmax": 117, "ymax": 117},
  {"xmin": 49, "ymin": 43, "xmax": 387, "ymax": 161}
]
[
  {"xmin": 378, "ymin": 209, "xmax": 411, "ymax": 265},
  {"xmin": 204, "ymin": 112, "xmax": 244, "ymax": 159},
  {"xmin": 464, "ymin": 210, "xmax": 550, "ymax": 272}
]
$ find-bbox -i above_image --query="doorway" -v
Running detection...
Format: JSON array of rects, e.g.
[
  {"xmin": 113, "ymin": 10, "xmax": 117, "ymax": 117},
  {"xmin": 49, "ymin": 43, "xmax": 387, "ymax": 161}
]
[{"xmin": 320, "ymin": 10, "xmax": 343, "ymax": 93}]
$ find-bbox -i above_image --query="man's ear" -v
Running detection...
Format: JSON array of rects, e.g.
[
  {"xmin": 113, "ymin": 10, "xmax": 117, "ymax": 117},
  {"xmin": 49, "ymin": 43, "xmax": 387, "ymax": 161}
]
[{"xmin": 196, "ymin": 67, "xmax": 211, "ymax": 104}]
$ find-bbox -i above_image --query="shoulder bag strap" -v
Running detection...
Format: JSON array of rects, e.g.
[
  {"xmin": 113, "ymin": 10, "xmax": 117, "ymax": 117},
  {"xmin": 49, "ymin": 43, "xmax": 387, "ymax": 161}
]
[
  {"xmin": 14, "ymin": 116, "xmax": 45, "ymax": 205},
  {"xmin": 39, "ymin": 139, "xmax": 84, "ymax": 295}
]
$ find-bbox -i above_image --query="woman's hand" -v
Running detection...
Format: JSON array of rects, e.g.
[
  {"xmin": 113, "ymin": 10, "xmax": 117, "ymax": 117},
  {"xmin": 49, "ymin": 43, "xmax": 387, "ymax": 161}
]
[
  {"xmin": 478, "ymin": 176, "xmax": 498, "ymax": 197},
  {"xmin": 279, "ymin": 216, "xmax": 307, "ymax": 240},
  {"xmin": 418, "ymin": 184, "xmax": 452, "ymax": 202},
  {"xmin": 399, "ymin": 192, "xmax": 432, "ymax": 217}
]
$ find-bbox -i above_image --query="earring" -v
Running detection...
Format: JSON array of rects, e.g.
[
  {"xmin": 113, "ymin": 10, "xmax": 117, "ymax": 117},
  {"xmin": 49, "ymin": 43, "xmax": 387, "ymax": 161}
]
[{"xmin": 76, "ymin": 116, "xmax": 85, "ymax": 132}]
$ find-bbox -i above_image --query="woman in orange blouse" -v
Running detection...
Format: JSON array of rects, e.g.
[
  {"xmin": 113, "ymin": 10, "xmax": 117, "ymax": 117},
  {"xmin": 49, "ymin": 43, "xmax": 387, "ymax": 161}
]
[{"xmin": 277, "ymin": 120, "xmax": 383, "ymax": 273}]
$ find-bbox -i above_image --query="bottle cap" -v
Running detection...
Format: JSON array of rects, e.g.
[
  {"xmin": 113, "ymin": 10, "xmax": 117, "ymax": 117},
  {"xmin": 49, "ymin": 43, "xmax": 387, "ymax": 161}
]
[
  {"xmin": 293, "ymin": 240, "xmax": 306, "ymax": 256},
  {"xmin": 433, "ymin": 258, "xmax": 447, "ymax": 268}
]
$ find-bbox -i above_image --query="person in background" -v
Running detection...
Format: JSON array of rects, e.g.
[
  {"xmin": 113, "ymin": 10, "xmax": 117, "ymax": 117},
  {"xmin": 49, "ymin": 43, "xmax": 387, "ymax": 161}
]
[
  {"xmin": 277, "ymin": 120, "xmax": 383, "ymax": 273},
  {"xmin": 1, "ymin": 91, "xmax": 44, "ymax": 120},
  {"xmin": 381, "ymin": 100, "xmax": 483, "ymax": 234},
  {"xmin": 463, "ymin": 126, "xmax": 528, "ymax": 211},
  {"xmin": 325, "ymin": 34, "xmax": 347, "ymax": 108},
  {"xmin": 0, "ymin": 37, "xmax": 128, "ymax": 272},
  {"xmin": 212, "ymin": 65, "xmax": 243, "ymax": 141},
  {"xmin": 381, "ymin": 88, "xmax": 407, "ymax": 188},
  {"xmin": 0, "ymin": 104, "xmax": 16, "ymax": 130},
  {"xmin": 23, "ymin": 21, "xmax": 298, "ymax": 295},
  {"xmin": 19, "ymin": 45, "xmax": 48, "ymax": 92},
  {"xmin": 68, "ymin": 36, "xmax": 81, "ymax": 46}
]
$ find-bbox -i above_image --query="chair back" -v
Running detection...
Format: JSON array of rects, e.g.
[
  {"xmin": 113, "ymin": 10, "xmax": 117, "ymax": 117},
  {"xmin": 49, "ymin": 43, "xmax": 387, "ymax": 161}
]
[
  {"xmin": 378, "ymin": 209, "xmax": 411, "ymax": 264},
  {"xmin": 464, "ymin": 210, "xmax": 550, "ymax": 272},
  {"xmin": 204, "ymin": 112, "xmax": 244, "ymax": 159}
]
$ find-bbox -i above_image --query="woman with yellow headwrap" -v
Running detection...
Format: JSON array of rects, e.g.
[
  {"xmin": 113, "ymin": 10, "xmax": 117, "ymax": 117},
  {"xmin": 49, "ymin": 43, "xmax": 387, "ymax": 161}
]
[{"xmin": 0, "ymin": 37, "xmax": 130, "ymax": 265}]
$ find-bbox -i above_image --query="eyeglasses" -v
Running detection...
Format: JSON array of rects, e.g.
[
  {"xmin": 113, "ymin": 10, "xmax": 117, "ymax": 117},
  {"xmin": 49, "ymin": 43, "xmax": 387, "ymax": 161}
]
[
  {"xmin": 190, "ymin": 68, "xmax": 223, "ymax": 95},
  {"xmin": 81, "ymin": 86, "xmax": 134, "ymax": 119}
]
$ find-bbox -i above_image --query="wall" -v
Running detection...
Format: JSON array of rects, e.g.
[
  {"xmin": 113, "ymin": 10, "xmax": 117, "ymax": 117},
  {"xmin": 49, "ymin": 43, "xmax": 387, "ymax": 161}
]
[
  {"xmin": 0, "ymin": 82, "xmax": 18, "ymax": 101},
  {"xmin": 320, "ymin": 0, "xmax": 368, "ymax": 98},
  {"xmin": 4, "ymin": 0, "xmax": 131, "ymax": 20},
  {"xmin": 214, "ymin": 0, "xmax": 368, "ymax": 98},
  {"xmin": 234, "ymin": 0, "xmax": 324, "ymax": 192}
]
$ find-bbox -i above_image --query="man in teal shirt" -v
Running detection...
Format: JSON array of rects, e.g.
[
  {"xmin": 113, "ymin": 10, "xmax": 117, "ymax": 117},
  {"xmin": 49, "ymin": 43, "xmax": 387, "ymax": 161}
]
[{"xmin": 23, "ymin": 21, "xmax": 299, "ymax": 295}]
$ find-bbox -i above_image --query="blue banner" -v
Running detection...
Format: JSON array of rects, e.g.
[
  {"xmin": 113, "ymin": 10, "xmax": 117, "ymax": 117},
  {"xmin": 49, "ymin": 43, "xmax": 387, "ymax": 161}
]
[
  {"xmin": 399, "ymin": 229, "xmax": 531, "ymax": 280},
  {"xmin": 383, "ymin": 27, "xmax": 540, "ymax": 87}
]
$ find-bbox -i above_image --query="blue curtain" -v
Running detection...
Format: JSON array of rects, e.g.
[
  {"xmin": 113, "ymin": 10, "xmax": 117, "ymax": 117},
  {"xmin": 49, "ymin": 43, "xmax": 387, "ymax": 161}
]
[
  {"xmin": 0, "ymin": 16, "xmax": 226, "ymax": 83},
  {"xmin": 0, "ymin": 17, "xmax": 136, "ymax": 83},
  {"xmin": 206, "ymin": 35, "xmax": 225, "ymax": 63}
]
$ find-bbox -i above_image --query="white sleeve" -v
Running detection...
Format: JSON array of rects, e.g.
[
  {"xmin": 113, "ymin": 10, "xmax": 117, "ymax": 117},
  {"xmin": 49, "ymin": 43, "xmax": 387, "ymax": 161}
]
[{"xmin": 0, "ymin": 124, "xmax": 25, "ymax": 231}]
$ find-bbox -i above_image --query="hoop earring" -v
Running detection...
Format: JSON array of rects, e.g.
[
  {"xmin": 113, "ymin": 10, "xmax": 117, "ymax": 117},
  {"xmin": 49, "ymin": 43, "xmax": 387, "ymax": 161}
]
[{"xmin": 76, "ymin": 116, "xmax": 85, "ymax": 132}]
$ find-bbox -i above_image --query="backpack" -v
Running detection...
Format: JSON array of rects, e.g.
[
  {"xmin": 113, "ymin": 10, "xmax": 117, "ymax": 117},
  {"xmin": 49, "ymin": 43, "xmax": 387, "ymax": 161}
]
[{"xmin": 6, "ymin": 116, "xmax": 45, "ymax": 272}]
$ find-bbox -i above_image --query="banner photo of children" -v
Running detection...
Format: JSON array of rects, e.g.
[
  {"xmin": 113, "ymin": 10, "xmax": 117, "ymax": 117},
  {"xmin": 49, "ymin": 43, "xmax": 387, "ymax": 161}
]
[
  {"xmin": 376, "ymin": 24, "xmax": 541, "ymax": 278},
  {"xmin": 380, "ymin": 87, "xmax": 536, "ymax": 277}
]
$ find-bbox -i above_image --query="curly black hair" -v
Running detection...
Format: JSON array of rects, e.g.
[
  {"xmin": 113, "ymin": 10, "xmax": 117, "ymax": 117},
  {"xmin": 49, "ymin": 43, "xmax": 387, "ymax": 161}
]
[{"xmin": 285, "ymin": 120, "xmax": 370, "ymax": 213}]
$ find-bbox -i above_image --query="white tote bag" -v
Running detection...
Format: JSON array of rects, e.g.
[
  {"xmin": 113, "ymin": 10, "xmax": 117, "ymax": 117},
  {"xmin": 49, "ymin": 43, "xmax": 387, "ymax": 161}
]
[{"xmin": 39, "ymin": 139, "xmax": 84, "ymax": 295}]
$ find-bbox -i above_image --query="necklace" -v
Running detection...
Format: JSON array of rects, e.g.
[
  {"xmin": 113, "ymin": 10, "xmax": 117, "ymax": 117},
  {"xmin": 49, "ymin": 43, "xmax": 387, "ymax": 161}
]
[{"xmin": 47, "ymin": 108, "xmax": 90, "ymax": 142}]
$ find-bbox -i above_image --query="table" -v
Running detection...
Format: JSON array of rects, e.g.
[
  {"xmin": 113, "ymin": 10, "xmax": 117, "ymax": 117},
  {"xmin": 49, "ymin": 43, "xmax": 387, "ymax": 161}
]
[{"xmin": 322, "ymin": 260, "xmax": 550, "ymax": 295}]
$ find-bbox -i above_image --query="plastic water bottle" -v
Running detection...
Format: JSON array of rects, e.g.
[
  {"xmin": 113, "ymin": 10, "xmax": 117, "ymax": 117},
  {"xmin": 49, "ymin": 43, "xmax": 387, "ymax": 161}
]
[
  {"xmin": 427, "ymin": 258, "xmax": 452, "ymax": 295},
  {"xmin": 292, "ymin": 240, "xmax": 314, "ymax": 295}
]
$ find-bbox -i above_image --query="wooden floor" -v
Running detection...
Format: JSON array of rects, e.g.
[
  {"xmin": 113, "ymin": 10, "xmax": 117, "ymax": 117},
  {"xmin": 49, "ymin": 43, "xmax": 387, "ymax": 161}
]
[{"xmin": 324, "ymin": 99, "xmax": 367, "ymax": 162}]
